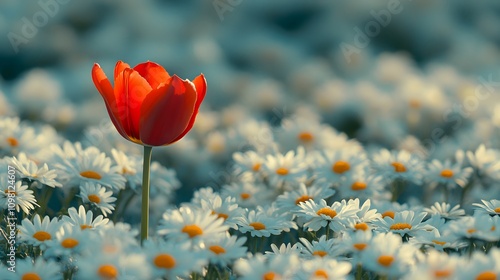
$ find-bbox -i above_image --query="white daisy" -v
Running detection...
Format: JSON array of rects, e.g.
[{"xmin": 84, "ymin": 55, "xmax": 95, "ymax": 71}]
[
  {"xmin": 338, "ymin": 230, "xmax": 373, "ymax": 259},
  {"xmin": 275, "ymin": 183, "xmax": 335, "ymax": 214},
  {"xmin": 56, "ymin": 149, "xmax": 126, "ymax": 190},
  {"xmin": 237, "ymin": 206, "xmax": 297, "ymax": 237},
  {"xmin": 199, "ymin": 194, "xmax": 245, "ymax": 230},
  {"xmin": 299, "ymin": 235, "xmax": 342, "ymax": 259},
  {"xmin": 76, "ymin": 251, "xmax": 150, "ymax": 280},
  {"xmin": 409, "ymin": 228, "xmax": 467, "ymax": 251},
  {"xmin": 265, "ymin": 243, "xmax": 302, "ymax": 256},
  {"xmin": 232, "ymin": 150, "xmax": 266, "ymax": 178},
  {"xmin": 446, "ymin": 214, "xmax": 499, "ymax": 242},
  {"xmin": 0, "ymin": 177, "xmax": 38, "ymax": 214},
  {"xmin": 13, "ymin": 257, "xmax": 62, "ymax": 280},
  {"xmin": 345, "ymin": 199, "xmax": 381, "ymax": 232},
  {"xmin": 423, "ymin": 202, "xmax": 465, "ymax": 220},
  {"xmin": 202, "ymin": 233, "xmax": 247, "ymax": 266},
  {"xmin": 149, "ymin": 161, "xmax": 181, "ymax": 197},
  {"xmin": 157, "ymin": 206, "xmax": 229, "ymax": 244},
  {"xmin": 372, "ymin": 149, "xmax": 425, "ymax": 184},
  {"xmin": 221, "ymin": 182, "xmax": 274, "ymax": 209},
  {"xmin": 337, "ymin": 171, "xmax": 388, "ymax": 200},
  {"xmin": 473, "ymin": 199, "xmax": 500, "ymax": 216},
  {"xmin": 44, "ymin": 224, "xmax": 93, "ymax": 258},
  {"xmin": 111, "ymin": 148, "xmax": 142, "ymax": 189},
  {"xmin": 373, "ymin": 210, "xmax": 431, "ymax": 237},
  {"xmin": 312, "ymin": 149, "xmax": 368, "ymax": 184},
  {"xmin": 404, "ymin": 250, "xmax": 460, "ymax": 280},
  {"xmin": 9, "ymin": 153, "xmax": 62, "ymax": 188},
  {"xmin": 467, "ymin": 144, "xmax": 500, "ymax": 182},
  {"xmin": 79, "ymin": 182, "xmax": 116, "ymax": 217},
  {"xmin": 262, "ymin": 147, "xmax": 309, "ymax": 187},
  {"xmin": 234, "ymin": 253, "xmax": 300, "ymax": 280},
  {"xmin": 61, "ymin": 205, "xmax": 109, "ymax": 230},
  {"xmin": 456, "ymin": 250, "xmax": 500, "ymax": 280},
  {"xmin": 295, "ymin": 258, "xmax": 352, "ymax": 280},
  {"xmin": 296, "ymin": 199, "xmax": 359, "ymax": 232},
  {"xmin": 425, "ymin": 159, "xmax": 473, "ymax": 189},
  {"xmin": 18, "ymin": 214, "xmax": 62, "ymax": 247},
  {"xmin": 143, "ymin": 239, "xmax": 208, "ymax": 279}
]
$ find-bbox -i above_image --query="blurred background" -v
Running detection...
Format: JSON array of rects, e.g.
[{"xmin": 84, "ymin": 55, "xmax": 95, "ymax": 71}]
[{"xmin": 1, "ymin": 0, "xmax": 500, "ymax": 198}]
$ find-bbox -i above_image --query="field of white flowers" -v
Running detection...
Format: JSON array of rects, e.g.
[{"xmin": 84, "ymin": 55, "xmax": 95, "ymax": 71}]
[{"xmin": 1, "ymin": 1, "xmax": 500, "ymax": 279}]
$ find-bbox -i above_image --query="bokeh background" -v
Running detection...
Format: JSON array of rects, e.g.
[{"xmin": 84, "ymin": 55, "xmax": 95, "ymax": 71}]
[{"xmin": 1, "ymin": 0, "xmax": 500, "ymax": 200}]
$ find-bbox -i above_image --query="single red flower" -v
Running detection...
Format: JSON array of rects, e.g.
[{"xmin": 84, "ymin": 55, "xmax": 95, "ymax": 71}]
[{"xmin": 91, "ymin": 61, "xmax": 206, "ymax": 146}]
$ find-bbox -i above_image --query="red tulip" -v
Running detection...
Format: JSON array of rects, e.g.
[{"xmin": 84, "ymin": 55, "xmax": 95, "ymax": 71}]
[{"xmin": 91, "ymin": 60, "xmax": 206, "ymax": 146}]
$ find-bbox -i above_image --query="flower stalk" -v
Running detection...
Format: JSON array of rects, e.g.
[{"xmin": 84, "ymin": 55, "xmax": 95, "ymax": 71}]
[{"xmin": 141, "ymin": 145, "xmax": 153, "ymax": 244}]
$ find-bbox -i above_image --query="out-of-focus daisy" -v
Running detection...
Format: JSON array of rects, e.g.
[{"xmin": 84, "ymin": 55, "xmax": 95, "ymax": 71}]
[
  {"xmin": 467, "ymin": 144, "xmax": 500, "ymax": 182},
  {"xmin": 202, "ymin": 233, "xmax": 247, "ymax": 266},
  {"xmin": 45, "ymin": 224, "xmax": 92, "ymax": 258},
  {"xmin": 296, "ymin": 199, "xmax": 359, "ymax": 232},
  {"xmin": 404, "ymin": 250, "xmax": 460, "ymax": 280},
  {"xmin": 373, "ymin": 210, "xmax": 431, "ymax": 237},
  {"xmin": 473, "ymin": 199, "xmax": 500, "ymax": 216},
  {"xmin": 150, "ymin": 162, "xmax": 181, "ymax": 197},
  {"xmin": 0, "ymin": 177, "xmax": 38, "ymax": 214},
  {"xmin": 18, "ymin": 214, "xmax": 61, "ymax": 247},
  {"xmin": 76, "ymin": 251, "xmax": 150, "ymax": 280},
  {"xmin": 425, "ymin": 159, "xmax": 473, "ymax": 189},
  {"xmin": 447, "ymin": 214, "xmax": 499, "ymax": 242},
  {"xmin": 233, "ymin": 150, "xmax": 265, "ymax": 178},
  {"xmin": 79, "ymin": 182, "xmax": 116, "ymax": 217},
  {"xmin": 221, "ymin": 182, "xmax": 274, "ymax": 209},
  {"xmin": 158, "ymin": 207, "xmax": 228, "ymax": 244},
  {"xmin": 13, "ymin": 257, "xmax": 61, "ymax": 280},
  {"xmin": 338, "ymin": 230, "xmax": 373, "ymax": 260},
  {"xmin": 295, "ymin": 258, "xmax": 352, "ymax": 280},
  {"xmin": 372, "ymin": 201, "xmax": 414, "ymax": 220},
  {"xmin": 56, "ymin": 149, "xmax": 126, "ymax": 190},
  {"xmin": 346, "ymin": 199, "xmax": 381, "ymax": 232},
  {"xmin": 312, "ymin": 149, "xmax": 367, "ymax": 184},
  {"xmin": 111, "ymin": 148, "xmax": 142, "ymax": 189},
  {"xmin": 143, "ymin": 239, "xmax": 208, "ymax": 279},
  {"xmin": 61, "ymin": 205, "xmax": 109, "ymax": 230},
  {"xmin": 234, "ymin": 253, "xmax": 300, "ymax": 280},
  {"xmin": 337, "ymin": 172, "xmax": 388, "ymax": 200},
  {"xmin": 263, "ymin": 147, "xmax": 308, "ymax": 187},
  {"xmin": 372, "ymin": 149, "xmax": 424, "ymax": 184},
  {"xmin": 275, "ymin": 183, "xmax": 335, "ymax": 214},
  {"xmin": 423, "ymin": 202, "xmax": 465, "ymax": 220},
  {"xmin": 410, "ymin": 228, "xmax": 467, "ymax": 251},
  {"xmin": 199, "ymin": 194, "xmax": 245, "ymax": 229},
  {"xmin": 299, "ymin": 235, "xmax": 342, "ymax": 259},
  {"xmin": 266, "ymin": 243, "xmax": 302, "ymax": 256},
  {"xmin": 9, "ymin": 152, "xmax": 62, "ymax": 188},
  {"xmin": 455, "ymin": 250, "xmax": 500, "ymax": 280},
  {"xmin": 360, "ymin": 232, "xmax": 419, "ymax": 278},
  {"xmin": 237, "ymin": 206, "xmax": 297, "ymax": 237}
]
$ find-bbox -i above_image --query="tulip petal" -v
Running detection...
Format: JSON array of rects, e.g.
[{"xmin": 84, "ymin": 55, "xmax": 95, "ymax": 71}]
[
  {"xmin": 114, "ymin": 60, "xmax": 131, "ymax": 81},
  {"xmin": 91, "ymin": 63, "xmax": 129, "ymax": 140},
  {"xmin": 170, "ymin": 74, "xmax": 207, "ymax": 143},
  {"xmin": 115, "ymin": 68, "xmax": 153, "ymax": 143},
  {"xmin": 139, "ymin": 75, "xmax": 197, "ymax": 146},
  {"xmin": 133, "ymin": 61, "xmax": 171, "ymax": 90}
]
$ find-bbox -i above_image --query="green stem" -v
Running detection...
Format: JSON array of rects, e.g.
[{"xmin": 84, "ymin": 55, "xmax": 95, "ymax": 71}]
[
  {"xmin": 355, "ymin": 264, "xmax": 363, "ymax": 280},
  {"xmin": 140, "ymin": 145, "xmax": 153, "ymax": 245}
]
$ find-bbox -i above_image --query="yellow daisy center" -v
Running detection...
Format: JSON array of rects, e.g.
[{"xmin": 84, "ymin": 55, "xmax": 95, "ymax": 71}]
[
  {"xmin": 80, "ymin": 170, "xmax": 102, "ymax": 180},
  {"xmin": 154, "ymin": 253, "xmax": 176, "ymax": 269},
  {"xmin": 351, "ymin": 182, "xmax": 367, "ymax": 191},
  {"xmin": 249, "ymin": 222, "xmax": 266, "ymax": 230},
  {"xmin": 476, "ymin": 271, "xmax": 496, "ymax": 280},
  {"xmin": 182, "ymin": 225, "xmax": 203, "ymax": 238},
  {"xmin": 314, "ymin": 269, "xmax": 328, "ymax": 279},
  {"xmin": 97, "ymin": 264, "xmax": 118, "ymax": 279},
  {"xmin": 80, "ymin": 225, "xmax": 93, "ymax": 230},
  {"xmin": 468, "ymin": 228, "xmax": 477, "ymax": 234},
  {"xmin": 33, "ymin": 231, "xmax": 51, "ymax": 241},
  {"xmin": 390, "ymin": 223, "xmax": 412, "ymax": 231},
  {"xmin": 295, "ymin": 195, "xmax": 313, "ymax": 205},
  {"xmin": 211, "ymin": 210, "xmax": 229, "ymax": 221},
  {"xmin": 61, "ymin": 238, "xmax": 79, "ymax": 248},
  {"xmin": 121, "ymin": 167, "xmax": 135, "ymax": 175},
  {"xmin": 494, "ymin": 207, "xmax": 500, "ymax": 213},
  {"xmin": 88, "ymin": 194, "xmax": 101, "ymax": 204},
  {"xmin": 409, "ymin": 99, "xmax": 421, "ymax": 109},
  {"xmin": 353, "ymin": 243, "xmax": 368, "ymax": 251},
  {"xmin": 432, "ymin": 240, "xmax": 446, "ymax": 246},
  {"xmin": 298, "ymin": 132, "xmax": 314, "ymax": 143},
  {"xmin": 263, "ymin": 271, "xmax": 277, "ymax": 280},
  {"xmin": 378, "ymin": 255, "xmax": 394, "ymax": 267},
  {"xmin": 21, "ymin": 273, "xmax": 41, "ymax": 280},
  {"xmin": 391, "ymin": 162, "xmax": 407, "ymax": 173},
  {"xmin": 354, "ymin": 223, "xmax": 369, "ymax": 231},
  {"xmin": 252, "ymin": 163, "xmax": 261, "ymax": 172},
  {"xmin": 382, "ymin": 211, "xmax": 395, "ymax": 219},
  {"xmin": 7, "ymin": 137, "xmax": 19, "ymax": 147},
  {"xmin": 4, "ymin": 189, "xmax": 17, "ymax": 195},
  {"xmin": 276, "ymin": 167, "xmax": 289, "ymax": 176},
  {"xmin": 312, "ymin": 250, "xmax": 328, "ymax": 257},
  {"xmin": 434, "ymin": 269, "xmax": 453, "ymax": 278},
  {"xmin": 209, "ymin": 245, "xmax": 226, "ymax": 255},
  {"xmin": 240, "ymin": 193, "xmax": 251, "ymax": 200},
  {"xmin": 316, "ymin": 207, "xmax": 337, "ymax": 219},
  {"xmin": 332, "ymin": 161, "xmax": 350, "ymax": 174},
  {"xmin": 440, "ymin": 169, "xmax": 454, "ymax": 178}
]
